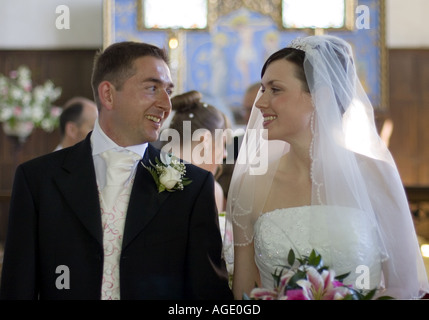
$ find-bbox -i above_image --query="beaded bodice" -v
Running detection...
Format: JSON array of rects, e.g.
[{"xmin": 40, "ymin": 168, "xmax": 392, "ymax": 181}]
[{"xmin": 254, "ymin": 206, "xmax": 382, "ymax": 290}]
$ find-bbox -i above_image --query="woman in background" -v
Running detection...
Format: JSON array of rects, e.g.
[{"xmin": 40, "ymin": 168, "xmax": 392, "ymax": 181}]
[{"xmin": 162, "ymin": 90, "xmax": 231, "ymax": 213}]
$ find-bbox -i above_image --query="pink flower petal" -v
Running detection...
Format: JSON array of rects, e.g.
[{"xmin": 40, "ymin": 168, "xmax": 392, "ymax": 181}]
[
  {"xmin": 250, "ymin": 288, "xmax": 278, "ymax": 300},
  {"xmin": 286, "ymin": 289, "xmax": 308, "ymax": 300},
  {"xmin": 305, "ymin": 267, "xmax": 324, "ymax": 293},
  {"xmin": 332, "ymin": 280, "xmax": 343, "ymax": 288}
]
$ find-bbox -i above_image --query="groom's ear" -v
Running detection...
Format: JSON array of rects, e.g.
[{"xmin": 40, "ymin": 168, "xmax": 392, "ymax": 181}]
[{"xmin": 98, "ymin": 81, "xmax": 115, "ymax": 111}]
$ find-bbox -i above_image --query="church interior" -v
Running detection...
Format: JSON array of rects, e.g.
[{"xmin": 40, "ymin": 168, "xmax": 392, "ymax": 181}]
[{"xmin": 1, "ymin": 0, "xmax": 429, "ymax": 288}]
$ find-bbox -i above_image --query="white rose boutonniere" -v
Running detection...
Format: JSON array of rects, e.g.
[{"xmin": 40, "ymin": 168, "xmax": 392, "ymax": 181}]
[
  {"xmin": 142, "ymin": 153, "xmax": 192, "ymax": 193},
  {"xmin": 159, "ymin": 165, "xmax": 182, "ymax": 190}
]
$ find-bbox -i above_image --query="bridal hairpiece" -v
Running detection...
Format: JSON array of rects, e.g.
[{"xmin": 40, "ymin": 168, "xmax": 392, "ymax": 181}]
[{"xmin": 288, "ymin": 37, "xmax": 313, "ymax": 53}]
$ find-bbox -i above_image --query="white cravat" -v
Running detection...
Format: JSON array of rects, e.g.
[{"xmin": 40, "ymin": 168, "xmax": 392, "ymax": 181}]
[
  {"xmin": 100, "ymin": 149, "xmax": 141, "ymax": 210},
  {"xmin": 99, "ymin": 149, "xmax": 141, "ymax": 300}
]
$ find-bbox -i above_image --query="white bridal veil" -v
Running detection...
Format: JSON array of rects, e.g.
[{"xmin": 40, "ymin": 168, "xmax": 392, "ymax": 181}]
[{"xmin": 224, "ymin": 35, "xmax": 429, "ymax": 299}]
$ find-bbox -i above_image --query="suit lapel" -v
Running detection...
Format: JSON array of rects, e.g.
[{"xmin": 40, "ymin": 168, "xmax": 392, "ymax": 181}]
[
  {"xmin": 122, "ymin": 144, "xmax": 170, "ymax": 249},
  {"xmin": 54, "ymin": 134, "xmax": 103, "ymax": 246}
]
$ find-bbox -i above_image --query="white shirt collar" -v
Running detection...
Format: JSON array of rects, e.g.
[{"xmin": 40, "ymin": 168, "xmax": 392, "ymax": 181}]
[{"xmin": 90, "ymin": 118, "xmax": 148, "ymax": 159}]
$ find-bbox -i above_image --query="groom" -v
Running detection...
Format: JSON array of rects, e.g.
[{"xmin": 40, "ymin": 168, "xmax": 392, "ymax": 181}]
[{"xmin": 0, "ymin": 41, "xmax": 233, "ymax": 300}]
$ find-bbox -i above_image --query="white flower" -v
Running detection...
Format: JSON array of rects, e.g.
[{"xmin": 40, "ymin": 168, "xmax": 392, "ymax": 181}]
[
  {"xmin": 0, "ymin": 108, "xmax": 13, "ymax": 121},
  {"xmin": 159, "ymin": 165, "xmax": 182, "ymax": 190},
  {"xmin": 33, "ymin": 86, "xmax": 45, "ymax": 101},
  {"xmin": 0, "ymin": 65, "xmax": 62, "ymax": 133},
  {"xmin": 142, "ymin": 154, "xmax": 192, "ymax": 193},
  {"xmin": 10, "ymin": 86, "xmax": 23, "ymax": 100},
  {"xmin": 31, "ymin": 105, "xmax": 45, "ymax": 122},
  {"xmin": 22, "ymin": 92, "xmax": 32, "ymax": 106}
]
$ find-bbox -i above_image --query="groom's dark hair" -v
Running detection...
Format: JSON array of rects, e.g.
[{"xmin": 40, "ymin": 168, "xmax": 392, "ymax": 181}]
[{"xmin": 91, "ymin": 41, "xmax": 169, "ymax": 109}]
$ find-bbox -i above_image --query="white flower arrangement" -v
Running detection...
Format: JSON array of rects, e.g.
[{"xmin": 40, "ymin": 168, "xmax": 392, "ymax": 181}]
[
  {"xmin": 0, "ymin": 65, "xmax": 62, "ymax": 135},
  {"xmin": 142, "ymin": 153, "xmax": 192, "ymax": 193}
]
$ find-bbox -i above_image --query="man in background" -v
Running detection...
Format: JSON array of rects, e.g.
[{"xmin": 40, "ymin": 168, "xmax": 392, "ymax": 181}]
[{"xmin": 54, "ymin": 97, "xmax": 98, "ymax": 151}]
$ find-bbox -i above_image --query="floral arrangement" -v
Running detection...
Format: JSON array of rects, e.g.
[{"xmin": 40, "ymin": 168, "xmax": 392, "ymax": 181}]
[
  {"xmin": 247, "ymin": 249, "xmax": 393, "ymax": 300},
  {"xmin": 0, "ymin": 65, "xmax": 62, "ymax": 136},
  {"xmin": 142, "ymin": 153, "xmax": 192, "ymax": 193}
]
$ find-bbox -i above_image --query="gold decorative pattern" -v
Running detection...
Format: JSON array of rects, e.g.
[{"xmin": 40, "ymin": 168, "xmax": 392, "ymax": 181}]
[{"xmin": 208, "ymin": 0, "xmax": 283, "ymax": 29}]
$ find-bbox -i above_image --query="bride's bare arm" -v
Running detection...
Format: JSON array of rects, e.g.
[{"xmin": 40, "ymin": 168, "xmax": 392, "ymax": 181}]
[{"xmin": 232, "ymin": 242, "xmax": 261, "ymax": 300}]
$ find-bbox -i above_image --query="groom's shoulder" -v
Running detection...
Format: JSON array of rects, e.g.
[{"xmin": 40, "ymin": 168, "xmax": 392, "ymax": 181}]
[
  {"xmin": 182, "ymin": 163, "xmax": 214, "ymax": 196},
  {"xmin": 19, "ymin": 147, "xmax": 67, "ymax": 170},
  {"xmin": 19, "ymin": 139, "xmax": 87, "ymax": 172},
  {"xmin": 184, "ymin": 161, "xmax": 211, "ymax": 179}
]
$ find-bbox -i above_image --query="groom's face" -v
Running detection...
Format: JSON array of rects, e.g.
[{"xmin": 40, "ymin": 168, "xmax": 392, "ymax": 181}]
[{"xmin": 108, "ymin": 56, "xmax": 174, "ymax": 146}]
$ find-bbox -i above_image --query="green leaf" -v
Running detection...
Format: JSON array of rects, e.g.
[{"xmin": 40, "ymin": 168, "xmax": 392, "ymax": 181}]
[
  {"xmin": 318, "ymin": 266, "xmax": 329, "ymax": 273},
  {"xmin": 155, "ymin": 157, "xmax": 163, "ymax": 166},
  {"xmin": 362, "ymin": 288, "xmax": 377, "ymax": 300},
  {"xmin": 346, "ymin": 287, "xmax": 365, "ymax": 300},
  {"xmin": 272, "ymin": 268, "xmax": 283, "ymax": 287},
  {"xmin": 287, "ymin": 249, "xmax": 295, "ymax": 266},
  {"xmin": 308, "ymin": 249, "xmax": 322, "ymax": 268},
  {"xmin": 342, "ymin": 294, "xmax": 354, "ymax": 300},
  {"xmin": 182, "ymin": 178, "xmax": 192, "ymax": 186},
  {"xmin": 143, "ymin": 164, "xmax": 158, "ymax": 183},
  {"xmin": 335, "ymin": 272, "xmax": 350, "ymax": 282},
  {"xmin": 376, "ymin": 295, "xmax": 394, "ymax": 300},
  {"xmin": 287, "ymin": 270, "xmax": 306, "ymax": 289},
  {"xmin": 158, "ymin": 184, "xmax": 165, "ymax": 193}
]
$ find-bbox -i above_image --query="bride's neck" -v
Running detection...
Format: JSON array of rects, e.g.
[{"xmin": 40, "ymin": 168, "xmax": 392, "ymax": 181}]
[{"xmin": 279, "ymin": 142, "xmax": 312, "ymax": 176}]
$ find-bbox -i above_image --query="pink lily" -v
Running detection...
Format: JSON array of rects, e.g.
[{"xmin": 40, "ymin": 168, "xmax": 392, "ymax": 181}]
[
  {"xmin": 249, "ymin": 287, "xmax": 278, "ymax": 300},
  {"xmin": 285, "ymin": 289, "xmax": 308, "ymax": 300},
  {"xmin": 296, "ymin": 267, "xmax": 350, "ymax": 300}
]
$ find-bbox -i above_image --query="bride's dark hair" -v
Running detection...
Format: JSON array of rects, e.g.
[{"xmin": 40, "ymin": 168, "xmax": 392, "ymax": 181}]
[
  {"xmin": 262, "ymin": 40, "xmax": 355, "ymax": 115},
  {"xmin": 260, "ymin": 48, "xmax": 309, "ymax": 93}
]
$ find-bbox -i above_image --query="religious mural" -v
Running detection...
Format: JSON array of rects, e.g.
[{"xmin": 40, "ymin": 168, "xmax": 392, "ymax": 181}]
[{"xmin": 104, "ymin": 0, "xmax": 385, "ymax": 125}]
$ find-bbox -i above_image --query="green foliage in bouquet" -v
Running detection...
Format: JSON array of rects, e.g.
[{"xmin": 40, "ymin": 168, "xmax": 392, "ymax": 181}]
[{"xmin": 246, "ymin": 249, "xmax": 393, "ymax": 300}]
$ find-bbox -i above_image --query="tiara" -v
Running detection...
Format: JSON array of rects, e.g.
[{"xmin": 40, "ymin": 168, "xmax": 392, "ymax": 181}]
[{"xmin": 288, "ymin": 37, "xmax": 312, "ymax": 52}]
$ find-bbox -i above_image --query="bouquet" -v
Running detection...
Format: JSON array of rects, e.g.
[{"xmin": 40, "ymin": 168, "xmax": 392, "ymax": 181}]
[
  {"xmin": 247, "ymin": 249, "xmax": 393, "ymax": 300},
  {"xmin": 0, "ymin": 65, "xmax": 62, "ymax": 136}
]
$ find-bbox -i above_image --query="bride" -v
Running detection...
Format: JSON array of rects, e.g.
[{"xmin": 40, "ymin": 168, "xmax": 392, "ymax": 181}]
[{"xmin": 224, "ymin": 35, "xmax": 429, "ymax": 299}]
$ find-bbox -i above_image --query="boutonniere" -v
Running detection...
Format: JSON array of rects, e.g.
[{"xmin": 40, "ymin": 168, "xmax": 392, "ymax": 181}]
[{"xmin": 142, "ymin": 153, "xmax": 192, "ymax": 193}]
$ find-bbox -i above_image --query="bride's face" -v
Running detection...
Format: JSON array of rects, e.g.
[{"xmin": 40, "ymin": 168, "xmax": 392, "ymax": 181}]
[{"xmin": 255, "ymin": 59, "xmax": 313, "ymax": 143}]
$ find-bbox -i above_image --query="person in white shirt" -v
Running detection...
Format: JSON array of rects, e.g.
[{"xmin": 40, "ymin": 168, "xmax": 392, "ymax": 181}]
[{"xmin": 0, "ymin": 41, "xmax": 232, "ymax": 300}]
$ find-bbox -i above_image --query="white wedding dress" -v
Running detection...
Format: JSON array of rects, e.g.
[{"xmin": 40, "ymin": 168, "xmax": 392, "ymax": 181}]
[{"xmin": 254, "ymin": 205, "xmax": 383, "ymax": 291}]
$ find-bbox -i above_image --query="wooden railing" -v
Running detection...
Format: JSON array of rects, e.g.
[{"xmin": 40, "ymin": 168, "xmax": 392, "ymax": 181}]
[
  {"xmin": 405, "ymin": 186, "xmax": 429, "ymax": 203},
  {"xmin": 0, "ymin": 190, "xmax": 11, "ymax": 202}
]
